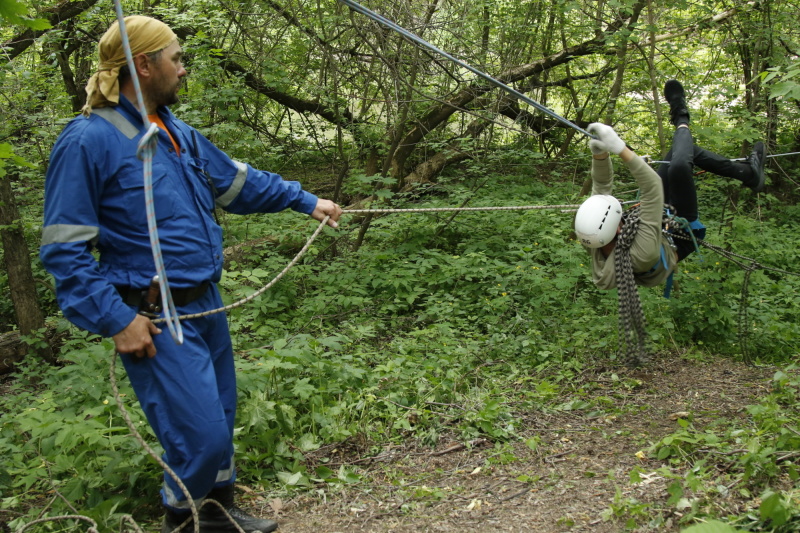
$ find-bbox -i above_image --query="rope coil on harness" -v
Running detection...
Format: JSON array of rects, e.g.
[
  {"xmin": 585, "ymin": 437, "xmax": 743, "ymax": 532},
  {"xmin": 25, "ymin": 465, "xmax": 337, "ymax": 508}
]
[
  {"xmin": 615, "ymin": 205, "xmax": 650, "ymax": 367},
  {"xmin": 665, "ymin": 211, "xmax": 702, "ymax": 258}
]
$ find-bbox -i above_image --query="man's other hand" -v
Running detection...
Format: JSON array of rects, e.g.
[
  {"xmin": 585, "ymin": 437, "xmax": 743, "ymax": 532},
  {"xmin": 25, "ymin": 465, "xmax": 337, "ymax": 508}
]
[{"xmin": 113, "ymin": 314, "xmax": 162, "ymax": 358}]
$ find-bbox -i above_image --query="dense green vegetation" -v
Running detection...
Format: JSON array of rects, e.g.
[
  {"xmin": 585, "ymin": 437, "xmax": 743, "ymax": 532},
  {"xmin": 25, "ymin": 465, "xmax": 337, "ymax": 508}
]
[
  {"xmin": 3, "ymin": 161, "xmax": 800, "ymax": 531},
  {"xmin": 2, "ymin": 0, "xmax": 800, "ymax": 531}
]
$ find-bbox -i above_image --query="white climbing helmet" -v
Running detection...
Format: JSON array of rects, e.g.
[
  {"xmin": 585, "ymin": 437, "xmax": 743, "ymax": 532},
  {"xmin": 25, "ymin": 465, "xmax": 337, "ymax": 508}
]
[{"xmin": 574, "ymin": 194, "xmax": 623, "ymax": 248}]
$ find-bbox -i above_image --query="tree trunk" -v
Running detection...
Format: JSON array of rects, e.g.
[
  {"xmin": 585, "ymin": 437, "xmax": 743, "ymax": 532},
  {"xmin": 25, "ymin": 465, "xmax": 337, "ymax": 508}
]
[{"xmin": 0, "ymin": 175, "xmax": 55, "ymax": 364}]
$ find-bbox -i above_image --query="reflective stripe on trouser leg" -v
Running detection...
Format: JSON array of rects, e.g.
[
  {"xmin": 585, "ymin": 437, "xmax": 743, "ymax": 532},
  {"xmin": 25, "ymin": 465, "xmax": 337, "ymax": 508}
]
[{"xmin": 120, "ymin": 283, "xmax": 237, "ymax": 509}]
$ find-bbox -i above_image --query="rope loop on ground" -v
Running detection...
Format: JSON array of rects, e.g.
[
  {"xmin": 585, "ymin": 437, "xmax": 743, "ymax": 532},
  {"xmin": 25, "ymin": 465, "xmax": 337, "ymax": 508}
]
[{"xmin": 17, "ymin": 515, "xmax": 99, "ymax": 533}]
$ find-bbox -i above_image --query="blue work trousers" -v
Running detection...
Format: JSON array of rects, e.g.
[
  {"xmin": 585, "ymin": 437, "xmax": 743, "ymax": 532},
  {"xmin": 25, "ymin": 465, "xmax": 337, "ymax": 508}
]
[{"xmin": 120, "ymin": 283, "xmax": 236, "ymax": 510}]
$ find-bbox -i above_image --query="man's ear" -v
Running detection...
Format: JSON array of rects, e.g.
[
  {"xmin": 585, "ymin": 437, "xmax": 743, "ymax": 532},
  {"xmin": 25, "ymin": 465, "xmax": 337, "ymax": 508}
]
[{"xmin": 132, "ymin": 53, "xmax": 152, "ymax": 78}]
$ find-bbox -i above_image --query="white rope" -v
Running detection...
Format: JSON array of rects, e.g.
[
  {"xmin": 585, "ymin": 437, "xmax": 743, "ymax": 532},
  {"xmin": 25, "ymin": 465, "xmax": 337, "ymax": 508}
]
[
  {"xmin": 114, "ymin": 0, "xmax": 183, "ymax": 344},
  {"xmin": 153, "ymin": 201, "xmax": 589, "ymax": 323}
]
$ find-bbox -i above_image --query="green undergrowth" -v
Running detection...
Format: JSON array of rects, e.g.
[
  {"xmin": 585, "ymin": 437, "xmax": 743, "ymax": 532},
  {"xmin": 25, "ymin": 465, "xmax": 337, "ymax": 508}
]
[
  {"xmin": 619, "ymin": 366, "xmax": 800, "ymax": 532},
  {"xmin": 2, "ymin": 163, "xmax": 799, "ymax": 530}
]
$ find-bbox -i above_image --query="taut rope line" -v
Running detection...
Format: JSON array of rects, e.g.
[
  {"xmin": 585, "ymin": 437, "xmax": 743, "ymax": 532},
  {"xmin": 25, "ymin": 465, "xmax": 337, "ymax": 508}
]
[
  {"xmin": 154, "ymin": 199, "xmax": 800, "ymax": 325},
  {"xmin": 649, "ymin": 150, "xmax": 800, "ymax": 165},
  {"xmin": 152, "ymin": 203, "xmax": 583, "ymax": 324},
  {"xmin": 338, "ymin": 0, "xmax": 595, "ymax": 139}
]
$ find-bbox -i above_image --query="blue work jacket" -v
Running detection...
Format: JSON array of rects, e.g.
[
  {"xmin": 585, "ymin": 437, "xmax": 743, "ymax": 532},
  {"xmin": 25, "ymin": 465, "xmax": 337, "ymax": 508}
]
[{"xmin": 40, "ymin": 96, "xmax": 318, "ymax": 337}]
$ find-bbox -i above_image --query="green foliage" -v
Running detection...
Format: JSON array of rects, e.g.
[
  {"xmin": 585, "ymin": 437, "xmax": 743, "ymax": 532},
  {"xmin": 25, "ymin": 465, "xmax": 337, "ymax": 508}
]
[
  {"xmin": 762, "ymin": 63, "xmax": 800, "ymax": 103},
  {"xmin": 0, "ymin": 0, "xmax": 50, "ymax": 30},
  {"xmin": 1, "ymin": 333, "xmax": 161, "ymax": 530},
  {"xmin": 641, "ymin": 366, "xmax": 800, "ymax": 531},
  {"xmin": 3, "ymin": 2, "xmax": 800, "ymax": 529},
  {"xmin": 680, "ymin": 520, "xmax": 742, "ymax": 533},
  {"xmin": 0, "ymin": 143, "xmax": 35, "ymax": 175},
  {"xmin": 3, "ymin": 144, "xmax": 800, "ymax": 529}
]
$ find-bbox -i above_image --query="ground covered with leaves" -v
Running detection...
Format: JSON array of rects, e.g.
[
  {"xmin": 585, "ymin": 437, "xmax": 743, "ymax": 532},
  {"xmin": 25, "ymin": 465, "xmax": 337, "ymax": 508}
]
[{"xmin": 219, "ymin": 355, "xmax": 796, "ymax": 533}]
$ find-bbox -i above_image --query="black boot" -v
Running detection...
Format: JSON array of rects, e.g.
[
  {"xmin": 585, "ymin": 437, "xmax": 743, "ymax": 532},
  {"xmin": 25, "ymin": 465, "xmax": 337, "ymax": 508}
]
[
  {"xmin": 162, "ymin": 508, "xmax": 194, "ymax": 533},
  {"xmin": 200, "ymin": 485, "xmax": 278, "ymax": 533},
  {"xmin": 746, "ymin": 141, "xmax": 766, "ymax": 192},
  {"xmin": 664, "ymin": 79, "xmax": 690, "ymax": 126}
]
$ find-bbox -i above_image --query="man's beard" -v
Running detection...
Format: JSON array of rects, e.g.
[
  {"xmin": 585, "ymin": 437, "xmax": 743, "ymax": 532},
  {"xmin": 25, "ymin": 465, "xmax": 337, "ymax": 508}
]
[{"xmin": 154, "ymin": 81, "xmax": 181, "ymax": 107}]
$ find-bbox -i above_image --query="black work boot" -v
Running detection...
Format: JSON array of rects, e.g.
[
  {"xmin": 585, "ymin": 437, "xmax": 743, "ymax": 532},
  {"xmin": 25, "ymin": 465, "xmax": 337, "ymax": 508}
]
[
  {"xmin": 746, "ymin": 141, "xmax": 766, "ymax": 192},
  {"xmin": 200, "ymin": 485, "xmax": 278, "ymax": 533},
  {"xmin": 664, "ymin": 79, "xmax": 690, "ymax": 126},
  {"xmin": 162, "ymin": 508, "xmax": 194, "ymax": 533}
]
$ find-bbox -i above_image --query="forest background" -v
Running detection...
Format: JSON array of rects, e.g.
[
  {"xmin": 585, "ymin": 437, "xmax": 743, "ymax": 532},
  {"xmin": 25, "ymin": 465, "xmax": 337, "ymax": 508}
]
[{"xmin": 1, "ymin": 0, "xmax": 800, "ymax": 531}]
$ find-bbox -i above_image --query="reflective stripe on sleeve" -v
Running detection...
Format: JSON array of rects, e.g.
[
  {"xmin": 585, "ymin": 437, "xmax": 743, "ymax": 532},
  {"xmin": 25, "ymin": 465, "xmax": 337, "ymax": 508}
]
[
  {"xmin": 215, "ymin": 161, "xmax": 248, "ymax": 208},
  {"xmin": 41, "ymin": 224, "xmax": 99, "ymax": 246}
]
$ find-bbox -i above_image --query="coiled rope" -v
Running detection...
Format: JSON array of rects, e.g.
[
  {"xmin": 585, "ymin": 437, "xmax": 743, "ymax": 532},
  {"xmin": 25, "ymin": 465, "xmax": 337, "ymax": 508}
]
[{"xmin": 615, "ymin": 205, "xmax": 650, "ymax": 367}]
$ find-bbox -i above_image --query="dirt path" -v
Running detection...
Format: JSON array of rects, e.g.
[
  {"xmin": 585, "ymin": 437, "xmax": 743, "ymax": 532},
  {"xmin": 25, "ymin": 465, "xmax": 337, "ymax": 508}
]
[{"xmin": 241, "ymin": 355, "xmax": 774, "ymax": 532}]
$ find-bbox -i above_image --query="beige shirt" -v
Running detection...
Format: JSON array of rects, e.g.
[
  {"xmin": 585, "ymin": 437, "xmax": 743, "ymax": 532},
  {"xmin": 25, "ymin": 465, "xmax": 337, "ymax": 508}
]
[{"xmin": 586, "ymin": 156, "xmax": 677, "ymax": 290}]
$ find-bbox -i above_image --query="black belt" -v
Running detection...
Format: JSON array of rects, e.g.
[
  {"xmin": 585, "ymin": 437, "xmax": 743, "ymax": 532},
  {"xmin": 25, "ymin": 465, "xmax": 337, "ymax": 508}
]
[{"xmin": 116, "ymin": 281, "xmax": 210, "ymax": 308}]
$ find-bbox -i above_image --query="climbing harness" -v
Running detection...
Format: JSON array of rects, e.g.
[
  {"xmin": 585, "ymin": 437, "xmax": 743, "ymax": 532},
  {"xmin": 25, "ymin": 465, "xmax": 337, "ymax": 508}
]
[{"xmin": 338, "ymin": 0, "xmax": 595, "ymax": 140}]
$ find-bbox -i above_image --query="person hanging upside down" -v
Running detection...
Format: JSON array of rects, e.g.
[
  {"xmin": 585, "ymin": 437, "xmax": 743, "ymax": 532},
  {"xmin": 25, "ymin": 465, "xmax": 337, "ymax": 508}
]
[{"xmin": 573, "ymin": 79, "xmax": 766, "ymax": 365}]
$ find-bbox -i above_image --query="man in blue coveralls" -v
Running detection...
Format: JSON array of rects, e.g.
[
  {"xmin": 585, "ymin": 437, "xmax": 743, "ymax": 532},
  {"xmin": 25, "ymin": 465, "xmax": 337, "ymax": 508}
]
[{"xmin": 39, "ymin": 15, "xmax": 342, "ymax": 533}]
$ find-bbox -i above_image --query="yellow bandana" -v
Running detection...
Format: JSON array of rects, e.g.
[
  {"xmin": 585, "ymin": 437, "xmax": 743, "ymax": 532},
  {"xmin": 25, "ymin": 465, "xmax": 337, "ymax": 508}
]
[{"xmin": 82, "ymin": 16, "xmax": 177, "ymax": 116}]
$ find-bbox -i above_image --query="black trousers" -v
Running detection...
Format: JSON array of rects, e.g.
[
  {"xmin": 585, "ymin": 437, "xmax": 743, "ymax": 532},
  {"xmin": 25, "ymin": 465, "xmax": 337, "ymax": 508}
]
[
  {"xmin": 656, "ymin": 127, "xmax": 752, "ymax": 222},
  {"xmin": 656, "ymin": 127, "xmax": 752, "ymax": 260}
]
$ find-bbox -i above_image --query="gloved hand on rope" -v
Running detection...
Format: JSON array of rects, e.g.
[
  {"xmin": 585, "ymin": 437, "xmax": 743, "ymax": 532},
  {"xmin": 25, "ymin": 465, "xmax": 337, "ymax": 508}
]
[{"xmin": 587, "ymin": 123, "xmax": 626, "ymax": 155}]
